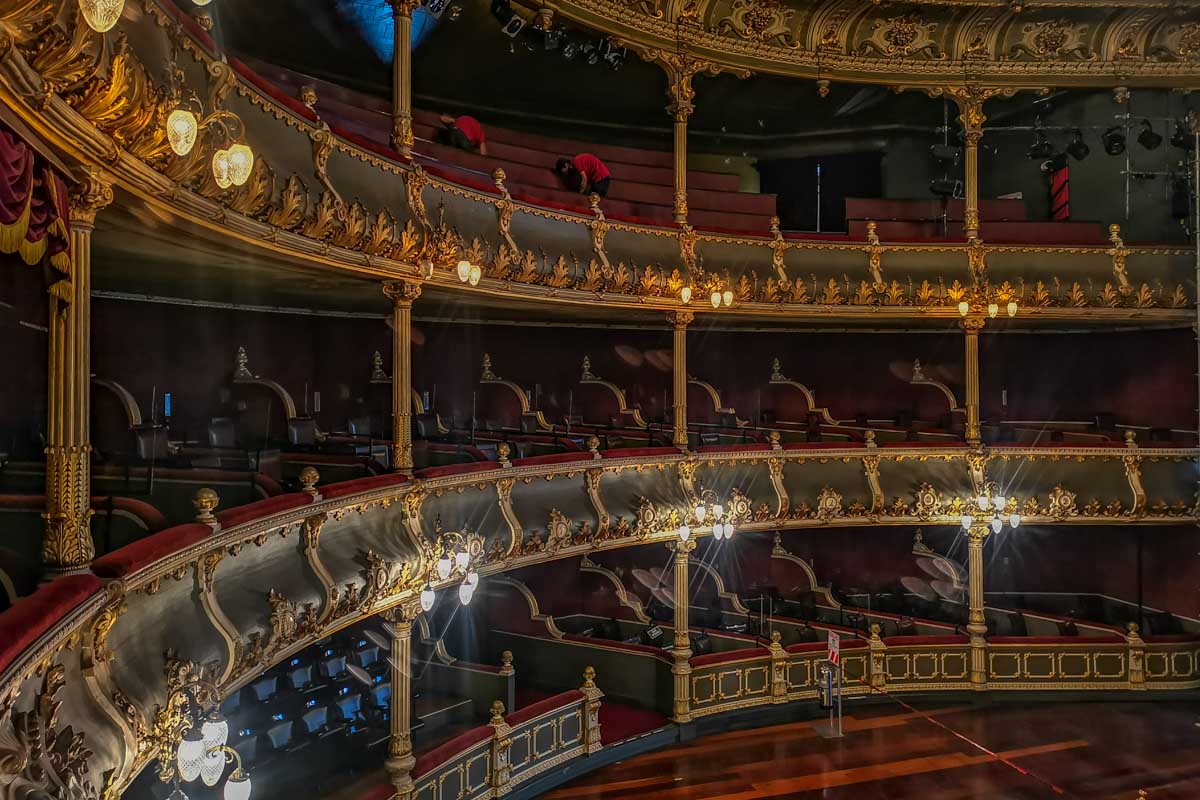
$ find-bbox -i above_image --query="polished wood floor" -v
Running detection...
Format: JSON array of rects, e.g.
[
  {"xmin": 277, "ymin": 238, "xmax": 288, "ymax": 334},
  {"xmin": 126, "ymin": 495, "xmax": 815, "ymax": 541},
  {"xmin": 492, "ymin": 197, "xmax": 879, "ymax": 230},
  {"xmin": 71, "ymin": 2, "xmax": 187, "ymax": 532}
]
[{"xmin": 542, "ymin": 701, "xmax": 1200, "ymax": 800}]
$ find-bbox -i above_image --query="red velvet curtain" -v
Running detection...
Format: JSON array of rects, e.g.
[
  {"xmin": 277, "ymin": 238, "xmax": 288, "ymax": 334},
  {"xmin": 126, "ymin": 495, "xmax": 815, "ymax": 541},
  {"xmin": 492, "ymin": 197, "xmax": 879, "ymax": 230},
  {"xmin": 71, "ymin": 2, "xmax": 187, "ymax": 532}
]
[{"xmin": 0, "ymin": 122, "xmax": 70, "ymax": 272}]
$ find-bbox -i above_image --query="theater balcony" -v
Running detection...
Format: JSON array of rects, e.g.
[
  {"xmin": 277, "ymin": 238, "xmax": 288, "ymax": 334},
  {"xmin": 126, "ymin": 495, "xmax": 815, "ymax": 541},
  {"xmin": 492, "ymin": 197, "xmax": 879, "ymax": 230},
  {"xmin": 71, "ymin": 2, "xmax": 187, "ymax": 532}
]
[{"xmin": 1, "ymin": 0, "xmax": 1199, "ymax": 798}]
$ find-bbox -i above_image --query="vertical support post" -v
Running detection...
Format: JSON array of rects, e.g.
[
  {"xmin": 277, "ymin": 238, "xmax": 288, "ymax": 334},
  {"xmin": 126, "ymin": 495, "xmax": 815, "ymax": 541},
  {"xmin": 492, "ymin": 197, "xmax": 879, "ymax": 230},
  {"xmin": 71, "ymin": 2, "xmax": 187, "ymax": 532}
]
[
  {"xmin": 383, "ymin": 280, "xmax": 422, "ymax": 472},
  {"xmin": 661, "ymin": 57, "xmax": 700, "ymax": 224},
  {"xmin": 667, "ymin": 311, "xmax": 693, "ymax": 449},
  {"xmin": 388, "ymin": 0, "xmax": 419, "ymax": 156},
  {"xmin": 962, "ymin": 316, "xmax": 984, "ymax": 445},
  {"xmin": 867, "ymin": 624, "xmax": 887, "ymax": 690},
  {"xmin": 671, "ymin": 537, "xmax": 697, "ymax": 722},
  {"xmin": 43, "ymin": 173, "xmax": 112, "ymax": 577},
  {"xmin": 385, "ymin": 601, "xmax": 420, "ymax": 800},
  {"xmin": 1126, "ymin": 622, "xmax": 1146, "ymax": 690},
  {"xmin": 768, "ymin": 630, "xmax": 788, "ymax": 702},
  {"xmin": 948, "ymin": 85, "xmax": 993, "ymax": 242},
  {"xmin": 579, "ymin": 666, "xmax": 604, "ymax": 754},
  {"xmin": 965, "ymin": 523, "xmax": 990, "ymax": 690},
  {"xmin": 488, "ymin": 700, "xmax": 512, "ymax": 796}
]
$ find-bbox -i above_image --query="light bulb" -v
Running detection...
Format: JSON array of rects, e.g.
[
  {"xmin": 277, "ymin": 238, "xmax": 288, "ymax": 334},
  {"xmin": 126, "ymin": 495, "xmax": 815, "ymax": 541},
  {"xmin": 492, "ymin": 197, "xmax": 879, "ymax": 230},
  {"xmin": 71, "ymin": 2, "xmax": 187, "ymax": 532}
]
[
  {"xmin": 987, "ymin": 302, "xmax": 998, "ymax": 318},
  {"xmin": 456, "ymin": 260, "xmax": 471, "ymax": 282},
  {"xmin": 680, "ymin": 286, "xmax": 692, "ymax": 304},
  {"xmin": 710, "ymin": 291, "xmax": 722, "ymax": 309},
  {"xmin": 990, "ymin": 517, "xmax": 1003, "ymax": 533},
  {"xmin": 211, "ymin": 149, "xmax": 232, "ymax": 189},
  {"xmin": 1007, "ymin": 301, "xmax": 1018, "ymax": 317},
  {"xmin": 420, "ymin": 584, "xmax": 435, "ymax": 612},
  {"xmin": 712, "ymin": 523, "xmax": 723, "ymax": 541},
  {"xmin": 466, "ymin": 570, "xmax": 479, "ymax": 586},
  {"xmin": 192, "ymin": 0, "xmax": 213, "ymax": 5},
  {"xmin": 78, "ymin": 0, "xmax": 125, "ymax": 32},
  {"xmin": 713, "ymin": 504, "xmax": 724, "ymax": 518},
  {"xmin": 223, "ymin": 774, "xmax": 251, "ymax": 800},
  {"xmin": 454, "ymin": 551, "xmax": 470, "ymax": 570},
  {"xmin": 468, "ymin": 264, "xmax": 481, "ymax": 286},
  {"xmin": 960, "ymin": 514, "xmax": 973, "ymax": 530},
  {"xmin": 1009, "ymin": 513, "xmax": 1021, "ymax": 528},
  {"xmin": 678, "ymin": 524, "xmax": 691, "ymax": 542},
  {"xmin": 722, "ymin": 290, "xmax": 733, "ymax": 307},
  {"xmin": 436, "ymin": 556, "xmax": 451, "ymax": 580},
  {"xmin": 958, "ymin": 300, "xmax": 970, "ymax": 316},
  {"xmin": 166, "ymin": 108, "xmax": 198, "ymax": 156},
  {"xmin": 458, "ymin": 582, "xmax": 474, "ymax": 605},
  {"xmin": 226, "ymin": 143, "xmax": 254, "ymax": 187},
  {"xmin": 976, "ymin": 495, "xmax": 990, "ymax": 511},
  {"xmin": 177, "ymin": 729, "xmax": 206, "ymax": 783},
  {"xmin": 201, "ymin": 713, "xmax": 229, "ymax": 751},
  {"xmin": 694, "ymin": 504, "xmax": 706, "ymax": 523},
  {"xmin": 200, "ymin": 747, "xmax": 224, "ymax": 787},
  {"xmin": 993, "ymin": 495, "xmax": 1005, "ymax": 511},
  {"xmin": 726, "ymin": 524, "xmax": 735, "ymax": 538}
]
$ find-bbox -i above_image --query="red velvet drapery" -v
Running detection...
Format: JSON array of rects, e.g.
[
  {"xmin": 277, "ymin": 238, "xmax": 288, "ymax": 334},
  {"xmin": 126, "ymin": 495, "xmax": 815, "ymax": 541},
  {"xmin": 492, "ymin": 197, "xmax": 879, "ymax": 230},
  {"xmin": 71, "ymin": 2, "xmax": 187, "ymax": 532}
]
[{"xmin": 0, "ymin": 122, "xmax": 70, "ymax": 271}]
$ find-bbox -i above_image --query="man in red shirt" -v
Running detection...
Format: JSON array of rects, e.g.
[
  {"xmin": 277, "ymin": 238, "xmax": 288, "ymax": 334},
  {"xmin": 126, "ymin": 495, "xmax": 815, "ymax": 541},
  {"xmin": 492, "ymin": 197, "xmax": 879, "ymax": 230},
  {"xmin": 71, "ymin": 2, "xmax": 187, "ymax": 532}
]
[
  {"xmin": 554, "ymin": 154, "xmax": 611, "ymax": 198},
  {"xmin": 438, "ymin": 114, "xmax": 487, "ymax": 156}
]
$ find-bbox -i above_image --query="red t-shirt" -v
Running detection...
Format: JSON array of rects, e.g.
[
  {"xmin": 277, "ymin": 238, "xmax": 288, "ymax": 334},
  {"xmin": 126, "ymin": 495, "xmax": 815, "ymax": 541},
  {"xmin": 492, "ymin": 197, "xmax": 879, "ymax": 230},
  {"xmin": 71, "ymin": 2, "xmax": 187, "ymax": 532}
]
[
  {"xmin": 573, "ymin": 153, "xmax": 610, "ymax": 184},
  {"xmin": 454, "ymin": 116, "xmax": 485, "ymax": 147}
]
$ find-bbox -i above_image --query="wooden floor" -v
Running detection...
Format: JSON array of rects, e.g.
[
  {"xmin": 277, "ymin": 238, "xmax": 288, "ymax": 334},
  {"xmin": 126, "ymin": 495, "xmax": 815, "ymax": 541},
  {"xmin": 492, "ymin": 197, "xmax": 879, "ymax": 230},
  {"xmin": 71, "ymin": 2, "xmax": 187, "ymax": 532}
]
[{"xmin": 541, "ymin": 701, "xmax": 1200, "ymax": 800}]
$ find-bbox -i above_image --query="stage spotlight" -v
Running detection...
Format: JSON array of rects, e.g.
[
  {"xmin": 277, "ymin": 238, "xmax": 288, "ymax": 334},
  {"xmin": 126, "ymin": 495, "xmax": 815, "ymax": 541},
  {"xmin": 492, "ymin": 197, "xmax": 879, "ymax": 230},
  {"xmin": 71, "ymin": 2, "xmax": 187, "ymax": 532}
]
[
  {"xmin": 1138, "ymin": 119, "xmax": 1162, "ymax": 150},
  {"xmin": 581, "ymin": 40, "xmax": 601, "ymax": 65},
  {"xmin": 1170, "ymin": 119, "xmax": 1190, "ymax": 149},
  {"xmin": 1102, "ymin": 126, "xmax": 1126, "ymax": 156},
  {"xmin": 1027, "ymin": 130, "xmax": 1053, "ymax": 160},
  {"xmin": 928, "ymin": 177, "xmax": 958, "ymax": 197},
  {"xmin": 543, "ymin": 28, "xmax": 563, "ymax": 50},
  {"xmin": 561, "ymin": 36, "xmax": 580, "ymax": 60},
  {"xmin": 603, "ymin": 41, "xmax": 626, "ymax": 70},
  {"xmin": 490, "ymin": 0, "xmax": 513, "ymax": 24},
  {"xmin": 1066, "ymin": 129, "xmax": 1089, "ymax": 161},
  {"xmin": 929, "ymin": 144, "xmax": 961, "ymax": 164}
]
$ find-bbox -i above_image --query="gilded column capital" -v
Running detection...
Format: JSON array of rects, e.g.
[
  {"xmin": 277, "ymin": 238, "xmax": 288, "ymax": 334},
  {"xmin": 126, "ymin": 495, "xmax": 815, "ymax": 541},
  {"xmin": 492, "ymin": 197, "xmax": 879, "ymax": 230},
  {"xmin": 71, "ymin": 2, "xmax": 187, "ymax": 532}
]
[
  {"xmin": 387, "ymin": 0, "xmax": 421, "ymax": 17},
  {"xmin": 960, "ymin": 316, "xmax": 986, "ymax": 334},
  {"xmin": 942, "ymin": 84, "xmax": 1005, "ymax": 139},
  {"xmin": 666, "ymin": 310, "xmax": 694, "ymax": 329},
  {"xmin": 68, "ymin": 171, "xmax": 114, "ymax": 229},
  {"xmin": 383, "ymin": 279, "xmax": 423, "ymax": 306},
  {"xmin": 383, "ymin": 598, "xmax": 423, "ymax": 627}
]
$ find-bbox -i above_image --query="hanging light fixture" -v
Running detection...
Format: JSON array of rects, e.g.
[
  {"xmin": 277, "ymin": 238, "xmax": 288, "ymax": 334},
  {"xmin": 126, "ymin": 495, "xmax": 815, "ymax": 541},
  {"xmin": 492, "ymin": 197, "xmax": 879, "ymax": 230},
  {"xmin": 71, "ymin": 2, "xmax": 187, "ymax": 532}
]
[
  {"xmin": 167, "ymin": 108, "xmax": 199, "ymax": 156},
  {"xmin": 223, "ymin": 771, "xmax": 251, "ymax": 800},
  {"xmin": 677, "ymin": 523, "xmax": 691, "ymax": 542},
  {"xmin": 420, "ymin": 584, "xmax": 435, "ymax": 612},
  {"xmin": 1007, "ymin": 301, "xmax": 1018, "ymax": 317},
  {"xmin": 468, "ymin": 263, "xmax": 482, "ymax": 286},
  {"xmin": 466, "ymin": 570, "xmax": 479, "ymax": 586},
  {"xmin": 957, "ymin": 300, "xmax": 970, "ymax": 316},
  {"xmin": 211, "ymin": 149, "xmax": 233, "ymax": 189},
  {"xmin": 458, "ymin": 581, "xmax": 475, "ymax": 605},
  {"xmin": 987, "ymin": 302, "xmax": 998, "ymax": 318},
  {"xmin": 1137, "ymin": 119, "xmax": 1162, "ymax": 150},
  {"xmin": 200, "ymin": 747, "xmax": 225, "ymax": 787},
  {"xmin": 709, "ymin": 290, "xmax": 721, "ymax": 309},
  {"xmin": 436, "ymin": 554, "xmax": 452, "ymax": 580},
  {"xmin": 78, "ymin": 0, "xmax": 125, "ymax": 32},
  {"xmin": 177, "ymin": 729, "xmax": 207, "ymax": 783},
  {"xmin": 1102, "ymin": 126, "xmax": 1126, "ymax": 156},
  {"xmin": 680, "ymin": 285, "xmax": 692, "ymax": 304},
  {"xmin": 960, "ymin": 514, "xmax": 974, "ymax": 530},
  {"xmin": 456, "ymin": 260, "xmax": 471, "ymax": 282},
  {"xmin": 226, "ymin": 143, "xmax": 254, "ymax": 187},
  {"xmin": 454, "ymin": 550, "xmax": 470, "ymax": 571},
  {"xmin": 200, "ymin": 710, "xmax": 229, "ymax": 752},
  {"xmin": 722, "ymin": 289, "xmax": 733, "ymax": 307}
]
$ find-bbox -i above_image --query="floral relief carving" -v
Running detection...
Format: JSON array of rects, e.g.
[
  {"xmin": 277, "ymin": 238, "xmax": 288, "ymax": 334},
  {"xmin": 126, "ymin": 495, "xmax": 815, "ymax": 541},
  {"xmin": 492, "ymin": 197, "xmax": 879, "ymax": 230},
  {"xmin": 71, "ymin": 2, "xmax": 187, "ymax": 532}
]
[
  {"xmin": 1046, "ymin": 485, "xmax": 1079, "ymax": 520},
  {"xmin": 815, "ymin": 486, "xmax": 843, "ymax": 521},
  {"xmin": 0, "ymin": 665, "xmax": 96, "ymax": 800},
  {"xmin": 1010, "ymin": 19, "xmax": 1093, "ymax": 61},
  {"xmin": 716, "ymin": 0, "xmax": 798, "ymax": 47},
  {"xmin": 861, "ymin": 12, "xmax": 943, "ymax": 59},
  {"xmin": 1151, "ymin": 22, "xmax": 1200, "ymax": 62}
]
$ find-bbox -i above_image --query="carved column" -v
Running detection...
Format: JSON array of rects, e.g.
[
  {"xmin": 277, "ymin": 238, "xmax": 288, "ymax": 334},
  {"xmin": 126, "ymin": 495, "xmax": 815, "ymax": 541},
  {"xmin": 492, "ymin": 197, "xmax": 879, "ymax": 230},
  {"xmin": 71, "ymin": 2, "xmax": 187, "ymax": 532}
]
[
  {"xmin": 948, "ymin": 86, "xmax": 995, "ymax": 242},
  {"xmin": 384, "ymin": 280, "xmax": 422, "ymax": 472},
  {"xmin": 961, "ymin": 316, "xmax": 984, "ymax": 445},
  {"xmin": 965, "ymin": 523, "xmax": 990, "ymax": 689},
  {"xmin": 43, "ymin": 173, "xmax": 112, "ymax": 576},
  {"xmin": 671, "ymin": 537, "xmax": 697, "ymax": 722},
  {"xmin": 664, "ymin": 65, "xmax": 696, "ymax": 223},
  {"xmin": 388, "ymin": 0, "xmax": 420, "ymax": 155},
  {"xmin": 668, "ymin": 311, "xmax": 692, "ymax": 448},
  {"xmin": 385, "ymin": 601, "xmax": 421, "ymax": 799}
]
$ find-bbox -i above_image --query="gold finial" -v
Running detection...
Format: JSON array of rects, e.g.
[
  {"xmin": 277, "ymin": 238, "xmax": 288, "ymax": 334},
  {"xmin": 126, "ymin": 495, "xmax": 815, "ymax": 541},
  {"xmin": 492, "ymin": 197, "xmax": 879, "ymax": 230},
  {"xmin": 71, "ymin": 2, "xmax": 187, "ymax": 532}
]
[
  {"xmin": 582, "ymin": 666, "xmax": 596, "ymax": 689},
  {"xmin": 492, "ymin": 167, "xmax": 507, "ymax": 192},
  {"xmin": 194, "ymin": 488, "xmax": 220, "ymax": 525},
  {"xmin": 298, "ymin": 84, "xmax": 317, "ymax": 109},
  {"xmin": 869, "ymin": 623, "xmax": 882, "ymax": 640},
  {"xmin": 911, "ymin": 358, "xmax": 926, "ymax": 381},
  {"xmin": 370, "ymin": 350, "xmax": 388, "ymax": 382},
  {"xmin": 497, "ymin": 441, "xmax": 511, "ymax": 466},
  {"xmin": 770, "ymin": 630, "xmax": 782, "ymax": 644},
  {"xmin": 866, "ymin": 220, "xmax": 879, "ymax": 245},
  {"xmin": 481, "ymin": 353, "xmax": 497, "ymax": 380},
  {"xmin": 501, "ymin": 650, "xmax": 513, "ymax": 666},
  {"xmin": 234, "ymin": 346, "xmax": 252, "ymax": 379},
  {"xmin": 864, "ymin": 430, "xmax": 877, "ymax": 448},
  {"xmin": 298, "ymin": 466, "xmax": 320, "ymax": 497},
  {"xmin": 586, "ymin": 435, "xmax": 600, "ymax": 456},
  {"xmin": 771, "ymin": 357, "xmax": 785, "ymax": 381},
  {"xmin": 581, "ymin": 355, "xmax": 595, "ymax": 380},
  {"xmin": 769, "ymin": 430, "xmax": 781, "ymax": 450},
  {"xmin": 769, "ymin": 215, "xmax": 781, "ymax": 235},
  {"xmin": 1113, "ymin": 86, "xmax": 1130, "ymax": 105},
  {"xmin": 1123, "ymin": 430, "xmax": 1137, "ymax": 448},
  {"xmin": 490, "ymin": 700, "xmax": 505, "ymax": 723},
  {"xmin": 816, "ymin": 78, "xmax": 830, "ymax": 98}
]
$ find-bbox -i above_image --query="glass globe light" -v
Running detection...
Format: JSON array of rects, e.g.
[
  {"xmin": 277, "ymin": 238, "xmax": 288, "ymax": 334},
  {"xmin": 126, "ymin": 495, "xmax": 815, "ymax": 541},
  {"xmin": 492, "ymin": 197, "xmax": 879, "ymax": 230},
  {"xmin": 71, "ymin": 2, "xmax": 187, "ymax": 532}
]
[
  {"xmin": 957, "ymin": 300, "xmax": 970, "ymax": 316},
  {"xmin": 712, "ymin": 504, "xmax": 724, "ymax": 518},
  {"xmin": 990, "ymin": 517, "xmax": 1003, "ymax": 534},
  {"xmin": 466, "ymin": 570, "xmax": 479, "ymax": 586},
  {"xmin": 468, "ymin": 264, "xmax": 481, "ymax": 286},
  {"xmin": 992, "ymin": 495, "xmax": 1006, "ymax": 511},
  {"xmin": 201, "ymin": 712, "xmax": 229, "ymax": 751},
  {"xmin": 454, "ymin": 550, "xmax": 470, "ymax": 570},
  {"xmin": 456, "ymin": 260, "xmax": 471, "ymax": 282},
  {"xmin": 722, "ymin": 290, "xmax": 733, "ymax": 307},
  {"xmin": 224, "ymin": 773, "xmax": 251, "ymax": 800},
  {"xmin": 192, "ymin": 0, "xmax": 213, "ymax": 6},
  {"xmin": 987, "ymin": 302, "xmax": 998, "ymax": 318},
  {"xmin": 726, "ymin": 524, "xmax": 735, "ymax": 539},
  {"xmin": 680, "ymin": 286, "xmax": 692, "ymax": 304},
  {"xmin": 976, "ymin": 495, "xmax": 990, "ymax": 511},
  {"xmin": 177, "ymin": 728, "xmax": 206, "ymax": 783},
  {"xmin": 199, "ymin": 747, "xmax": 224, "ymax": 787},
  {"xmin": 458, "ymin": 582, "xmax": 474, "ymax": 605},
  {"xmin": 420, "ymin": 584, "xmax": 435, "ymax": 612},
  {"xmin": 710, "ymin": 291, "xmax": 721, "ymax": 309},
  {"xmin": 960, "ymin": 514, "xmax": 973, "ymax": 530},
  {"xmin": 1007, "ymin": 301, "xmax": 1018, "ymax": 317},
  {"xmin": 211, "ymin": 149, "xmax": 232, "ymax": 189},
  {"xmin": 677, "ymin": 524, "xmax": 691, "ymax": 542},
  {"xmin": 226, "ymin": 143, "xmax": 254, "ymax": 187},
  {"xmin": 436, "ymin": 555, "xmax": 452, "ymax": 580},
  {"xmin": 1008, "ymin": 513, "xmax": 1021, "ymax": 528},
  {"xmin": 711, "ymin": 522, "xmax": 723, "ymax": 541},
  {"xmin": 693, "ymin": 504, "xmax": 705, "ymax": 523},
  {"xmin": 167, "ymin": 109, "xmax": 198, "ymax": 156},
  {"xmin": 79, "ymin": 0, "xmax": 125, "ymax": 32}
]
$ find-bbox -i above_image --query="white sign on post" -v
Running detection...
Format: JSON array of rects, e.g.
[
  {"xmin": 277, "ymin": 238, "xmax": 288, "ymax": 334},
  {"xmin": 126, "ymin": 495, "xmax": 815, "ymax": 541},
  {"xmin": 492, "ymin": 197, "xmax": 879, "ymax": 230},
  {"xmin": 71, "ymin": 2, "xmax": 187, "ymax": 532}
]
[{"xmin": 827, "ymin": 631, "xmax": 841, "ymax": 666}]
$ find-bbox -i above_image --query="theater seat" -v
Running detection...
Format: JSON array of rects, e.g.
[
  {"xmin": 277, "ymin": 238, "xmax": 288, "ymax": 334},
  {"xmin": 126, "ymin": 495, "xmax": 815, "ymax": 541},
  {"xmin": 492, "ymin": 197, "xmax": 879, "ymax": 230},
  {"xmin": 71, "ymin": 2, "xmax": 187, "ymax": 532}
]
[
  {"xmin": 318, "ymin": 654, "xmax": 348, "ymax": 681},
  {"xmin": 134, "ymin": 425, "xmax": 171, "ymax": 462},
  {"xmin": 353, "ymin": 645, "xmax": 381, "ymax": 670},
  {"xmin": 288, "ymin": 418, "xmax": 319, "ymax": 447},
  {"xmin": 266, "ymin": 720, "xmax": 300, "ymax": 752},
  {"xmin": 300, "ymin": 706, "xmax": 335, "ymax": 739},
  {"xmin": 285, "ymin": 663, "xmax": 316, "ymax": 692},
  {"xmin": 250, "ymin": 675, "xmax": 279, "ymax": 703},
  {"xmin": 209, "ymin": 417, "xmax": 238, "ymax": 448},
  {"xmin": 233, "ymin": 734, "xmax": 259, "ymax": 765}
]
